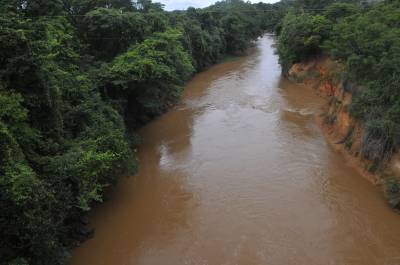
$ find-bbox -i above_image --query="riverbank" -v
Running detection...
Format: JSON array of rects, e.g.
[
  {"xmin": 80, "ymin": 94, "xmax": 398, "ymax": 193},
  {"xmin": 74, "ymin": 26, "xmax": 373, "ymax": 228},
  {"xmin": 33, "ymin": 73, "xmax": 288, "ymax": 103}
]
[
  {"xmin": 70, "ymin": 36, "xmax": 400, "ymax": 265},
  {"xmin": 288, "ymin": 57, "xmax": 400, "ymax": 205}
]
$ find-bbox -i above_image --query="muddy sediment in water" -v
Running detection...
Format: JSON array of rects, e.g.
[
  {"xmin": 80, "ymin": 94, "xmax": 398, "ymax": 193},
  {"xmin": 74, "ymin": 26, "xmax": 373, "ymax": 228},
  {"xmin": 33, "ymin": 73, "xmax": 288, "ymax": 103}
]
[
  {"xmin": 288, "ymin": 57, "xmax": 400, "ymax": 185},
  {"xmin": 70, "ymin": 36, "xmax": 400, "ymax": 265}
]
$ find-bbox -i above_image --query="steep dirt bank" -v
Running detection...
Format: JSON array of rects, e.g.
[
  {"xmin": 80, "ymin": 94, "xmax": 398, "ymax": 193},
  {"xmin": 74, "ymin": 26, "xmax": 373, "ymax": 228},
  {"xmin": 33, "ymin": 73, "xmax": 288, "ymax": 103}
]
[{"xmin": 288, "ymin": 57, "xmax": 400, "ymax": 188}]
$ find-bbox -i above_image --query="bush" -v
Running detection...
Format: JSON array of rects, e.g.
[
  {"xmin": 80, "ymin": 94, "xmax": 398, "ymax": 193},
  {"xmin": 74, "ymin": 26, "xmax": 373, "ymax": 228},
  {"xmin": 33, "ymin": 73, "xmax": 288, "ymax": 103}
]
[
  {"xmin": 277, "ymin": 12, "xmax": 332, "ymax": 73},
  {"xmin": 384, "ymin": 178, "xmax": 400, "ymax": 209},
  {"xmin": 104, "ymin": 29, "xmax": 194, "ymax": 123}
]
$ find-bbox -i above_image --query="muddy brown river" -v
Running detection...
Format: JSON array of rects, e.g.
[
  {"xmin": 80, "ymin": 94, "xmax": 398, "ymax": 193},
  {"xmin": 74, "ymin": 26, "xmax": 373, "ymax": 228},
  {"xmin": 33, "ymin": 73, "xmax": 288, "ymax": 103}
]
[{"xmin": 70, "ymin": 36, "xmax": 400, "ymax": 265}]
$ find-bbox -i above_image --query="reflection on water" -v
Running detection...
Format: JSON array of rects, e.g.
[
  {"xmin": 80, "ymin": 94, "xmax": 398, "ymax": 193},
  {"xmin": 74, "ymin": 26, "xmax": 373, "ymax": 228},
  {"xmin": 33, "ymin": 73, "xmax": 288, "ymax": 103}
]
[{"xmin": 70, "ymin": 36, "xmax": 400, "ymax": 265}]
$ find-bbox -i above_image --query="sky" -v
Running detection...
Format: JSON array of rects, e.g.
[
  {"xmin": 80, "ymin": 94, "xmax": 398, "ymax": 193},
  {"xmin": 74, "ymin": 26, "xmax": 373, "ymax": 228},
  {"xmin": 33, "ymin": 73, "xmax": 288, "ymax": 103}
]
[{"xmin": 159, "ymin": 0, "xmax": 279, "ymax": 11}]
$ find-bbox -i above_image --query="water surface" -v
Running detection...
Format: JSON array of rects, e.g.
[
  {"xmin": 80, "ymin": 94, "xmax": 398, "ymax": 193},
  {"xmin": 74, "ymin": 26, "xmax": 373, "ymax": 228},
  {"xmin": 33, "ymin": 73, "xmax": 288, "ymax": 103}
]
[{"xmin": 71, "ymin": 36, "xmax": 400, "ymax": 265}]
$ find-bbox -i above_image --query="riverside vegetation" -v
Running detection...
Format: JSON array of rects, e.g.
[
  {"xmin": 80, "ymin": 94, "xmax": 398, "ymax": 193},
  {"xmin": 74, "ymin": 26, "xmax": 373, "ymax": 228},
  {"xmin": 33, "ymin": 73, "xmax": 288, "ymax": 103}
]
[
  {"xmin": 0, "ymin": 0, "xmax": 290, "ymax": 264},
  {"xmin": 276, "ymin": 0, "xmax": 400, "ymax": 208}
]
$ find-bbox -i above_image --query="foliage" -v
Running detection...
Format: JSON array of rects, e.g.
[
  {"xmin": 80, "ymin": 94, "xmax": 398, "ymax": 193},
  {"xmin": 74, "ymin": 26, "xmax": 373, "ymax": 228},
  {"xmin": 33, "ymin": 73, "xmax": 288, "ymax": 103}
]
[
  {"xmin": 323, "ymin": 2, "xmax": 357, "ymax": 22},
  {"xmin": 277, "ymin": 12, "xmax": 332, "ymax": 72},
  {"xmin": 105, "ymin": 29, "xmax": 194, "ymax": 123},
  {"xmin": 294, "ymin": 0, "xmax": 336, "ymax": 10},
  {"xmin": 82, "ymin": 8, "xmax": 148, "ymax": 59},
  {"xmin": 384, "ymin": 177, "xmax": 400, "ymax": 209},
  {"xmin": 0, "ymin": 3, "xmax": 135, "ymax": 265}
]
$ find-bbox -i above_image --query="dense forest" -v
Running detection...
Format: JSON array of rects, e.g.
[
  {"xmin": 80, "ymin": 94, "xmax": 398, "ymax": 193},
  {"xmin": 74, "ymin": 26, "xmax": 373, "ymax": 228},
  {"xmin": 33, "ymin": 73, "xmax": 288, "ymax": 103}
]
[
  {"xmin": 0, "ymin": 0, "xmax": 289, "ymax": 264},
  {"xmin": 276, "ymin": 0, "xmax": 400, "ymax": 206}
]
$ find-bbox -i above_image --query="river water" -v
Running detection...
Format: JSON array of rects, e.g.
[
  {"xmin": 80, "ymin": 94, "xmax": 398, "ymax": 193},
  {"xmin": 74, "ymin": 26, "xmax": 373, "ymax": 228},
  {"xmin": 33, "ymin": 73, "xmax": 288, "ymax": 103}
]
[{"xmin": 70, "ymin": 36, "xmax": 400, "ymax": 265}]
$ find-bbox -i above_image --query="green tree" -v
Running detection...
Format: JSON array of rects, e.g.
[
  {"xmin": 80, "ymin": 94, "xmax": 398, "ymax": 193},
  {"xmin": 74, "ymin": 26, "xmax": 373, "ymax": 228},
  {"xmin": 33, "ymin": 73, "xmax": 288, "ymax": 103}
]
[
  {"xmin": 277, "ymin": 12, "xmax": 332, "ymax": 72},
  {"xmin": 105, "ymin": 29, "xmax": 194, "ymax": 123},
  {"xmin": 323, "ymin": 2, "xmax": 357, "ymax": 22},
  {"xmin": 83, "ymin": 8, "xmax": 147, "ymax": 59},
  {"xmin": 134, "ymin": 0, "xmax": 164, "ymax": 12}
]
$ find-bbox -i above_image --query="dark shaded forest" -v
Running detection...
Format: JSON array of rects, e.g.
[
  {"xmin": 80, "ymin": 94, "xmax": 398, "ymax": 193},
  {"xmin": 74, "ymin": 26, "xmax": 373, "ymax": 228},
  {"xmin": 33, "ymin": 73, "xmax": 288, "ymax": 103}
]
[{"xmin": 0, "ymin": 0, "xmax": 289, "ymax": 264}]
